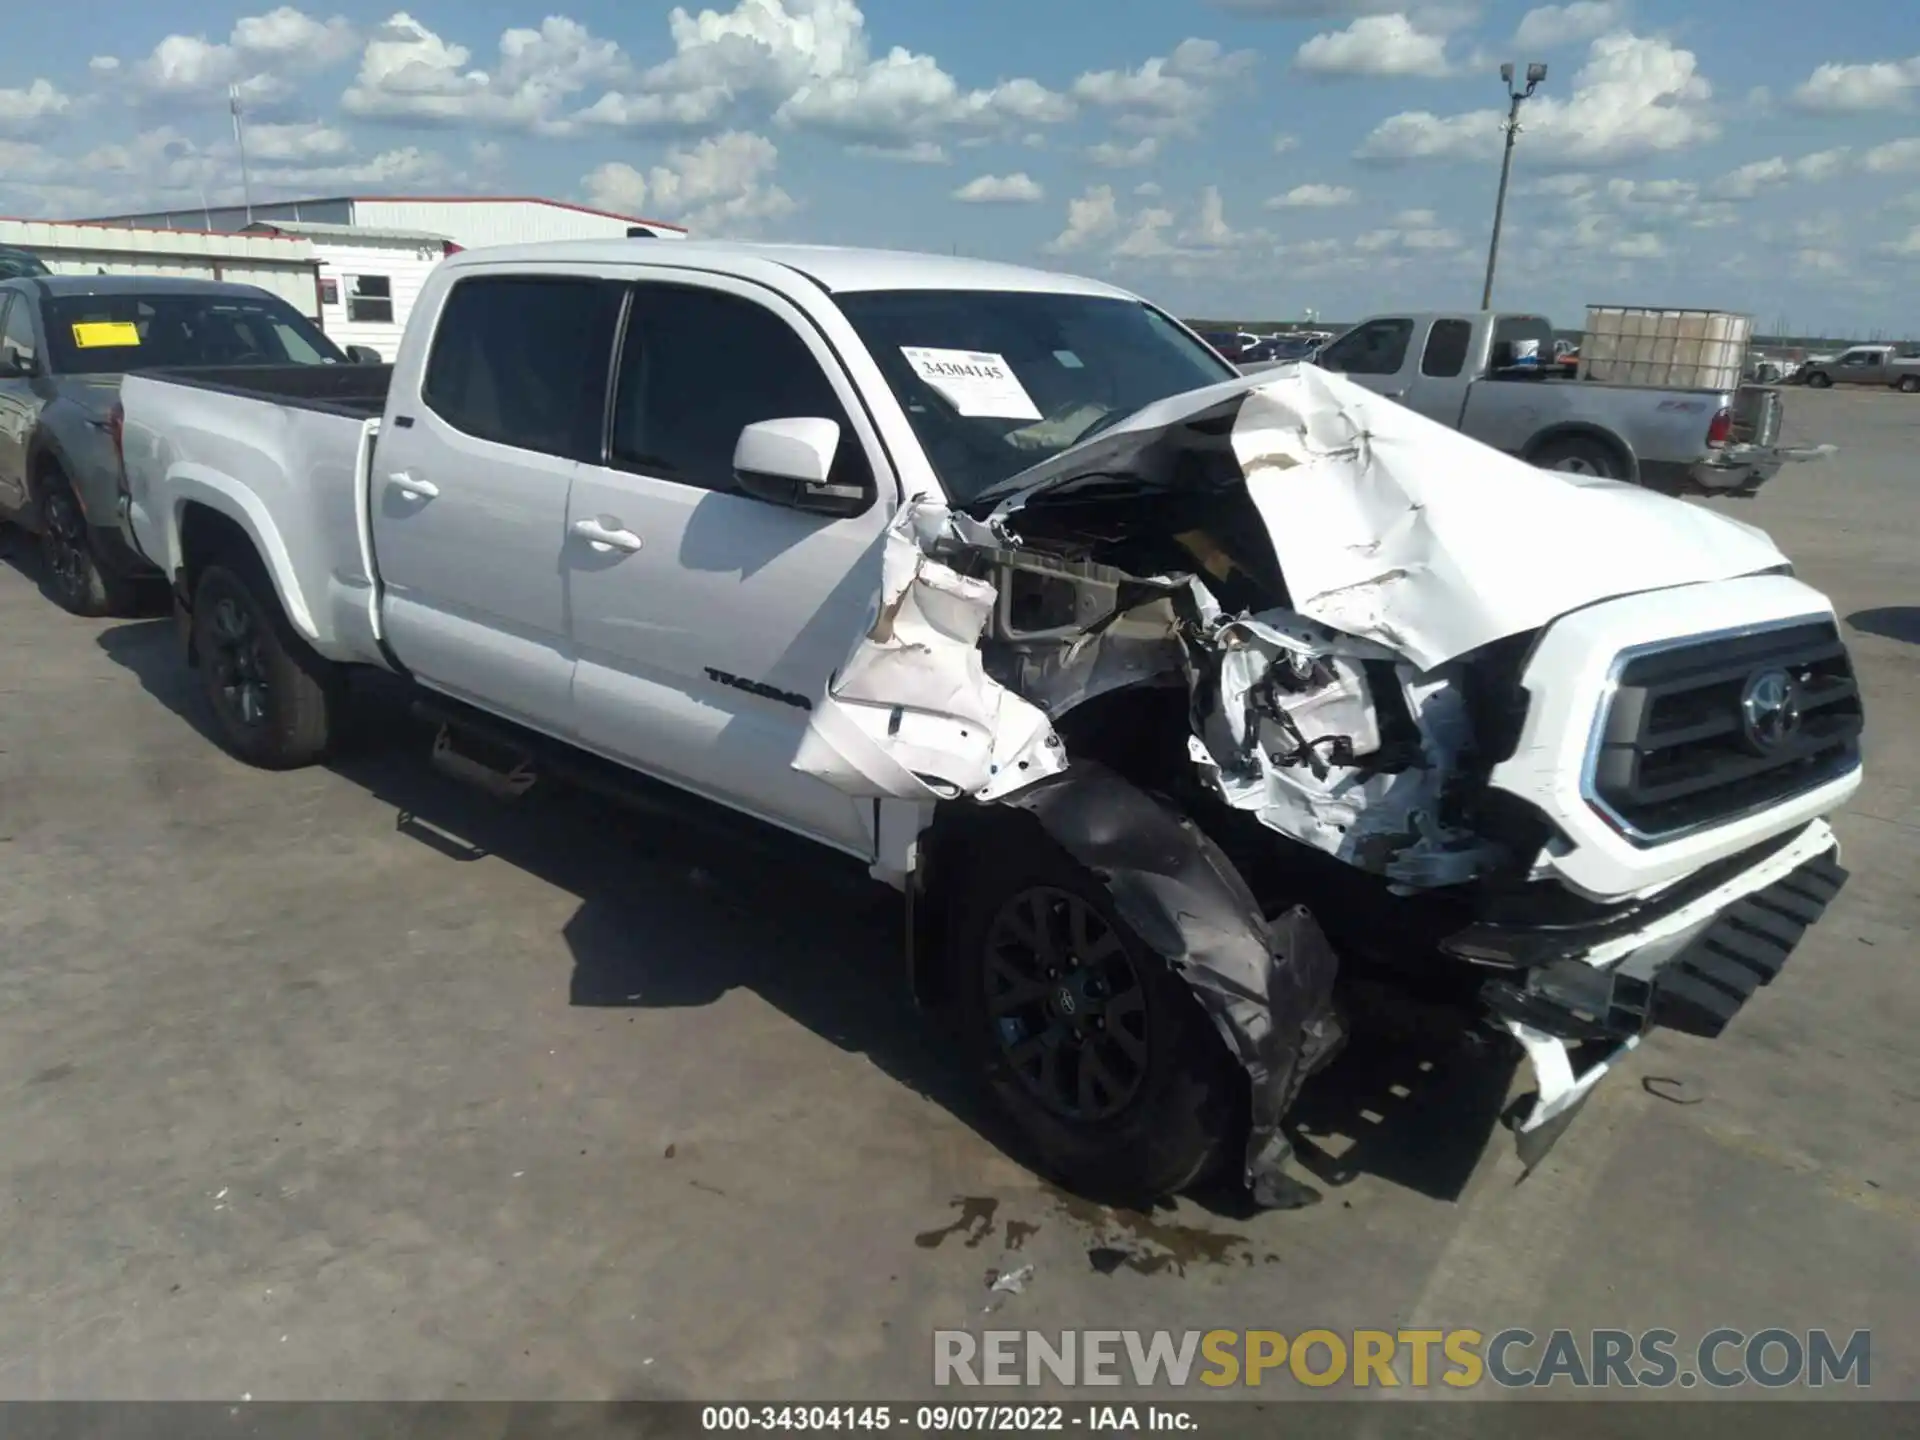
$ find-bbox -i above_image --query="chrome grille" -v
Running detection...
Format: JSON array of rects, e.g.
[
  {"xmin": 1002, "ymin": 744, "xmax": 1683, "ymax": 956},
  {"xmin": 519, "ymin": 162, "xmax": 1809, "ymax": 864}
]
[{"xmin": 1588, "ymin": 620, "xmax": 1862, "ymax": 840}]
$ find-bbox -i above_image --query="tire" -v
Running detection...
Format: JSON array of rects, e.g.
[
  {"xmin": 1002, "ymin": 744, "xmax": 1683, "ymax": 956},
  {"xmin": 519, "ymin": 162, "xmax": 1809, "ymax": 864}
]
[
  {"xmin": 1531, "ymin": 434, "xmax": 1624, "ymax": 480},
  {"xmin": 1805, "ymin": 371, "xmax": 1833, "ymax": 389},
  {"xmin": 1899, "ymin": 376, "xmax": 1920, "ymax": 394},
  {"xmin": 39, "ymin": 472, "xmax": 137, "ymax": 618},
  {"xmin": 952, "ymin": 830, "xmax": 1239, "ymax": 1205},
  {"xmin": 191, "ymin": 559, "xmax": 335, "ymax": 769}
]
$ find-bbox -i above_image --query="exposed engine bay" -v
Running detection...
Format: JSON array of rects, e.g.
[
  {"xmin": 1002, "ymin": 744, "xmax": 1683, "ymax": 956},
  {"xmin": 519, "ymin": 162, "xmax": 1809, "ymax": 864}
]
[{"xmin": 792, "ymin": 364, "xmax": 1807, "ymax": 1206}]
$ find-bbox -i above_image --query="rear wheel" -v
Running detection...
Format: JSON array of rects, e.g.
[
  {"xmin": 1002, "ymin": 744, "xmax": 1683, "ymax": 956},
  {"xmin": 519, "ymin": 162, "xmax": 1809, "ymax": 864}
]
[
  {"xmin": 1531, "ymin": 435, "xmax": 1624, "ymax": 480},
  {"xmin": 1899, "ymin": 375, "xmax": 1920, "ymax": 394},
  {"xmin": 39, "ymin": 475, "xmax": 136, "ymax": 618},
  {"xmin": 191, "ymin": 560, "xmax": 335, "ymax": 769},
  {"xmin": 953, "ymin": 834, "xmax": 1239, "ymax": 1205}
]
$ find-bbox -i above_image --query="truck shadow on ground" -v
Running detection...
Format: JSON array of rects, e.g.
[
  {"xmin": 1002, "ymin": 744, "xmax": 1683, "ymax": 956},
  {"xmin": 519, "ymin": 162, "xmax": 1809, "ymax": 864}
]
[
  {"xmin": 1847, "ymin": 606, "xmax": 1920, "ymax": 644},
  {"xmin": 97, "ymin": 615, "xmax": 1520, "ymax": 1214}
]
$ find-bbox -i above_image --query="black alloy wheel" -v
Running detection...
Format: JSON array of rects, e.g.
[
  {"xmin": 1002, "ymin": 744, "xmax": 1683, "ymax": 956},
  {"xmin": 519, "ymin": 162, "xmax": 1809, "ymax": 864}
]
[
  {"xmin": 983, "ymin": 886, "xmax": 1152, "ymax": 1123},
  {"xmin": 204, "ymin": 587, "xmax": 273, "ymax": 731}
]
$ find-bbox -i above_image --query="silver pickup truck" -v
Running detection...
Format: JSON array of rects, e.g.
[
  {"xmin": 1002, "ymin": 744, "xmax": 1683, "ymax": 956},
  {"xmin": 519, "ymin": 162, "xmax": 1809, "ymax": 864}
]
[{"xmin": 1295, "ymin": 310, "xmax": 1828, "ymax": 496}]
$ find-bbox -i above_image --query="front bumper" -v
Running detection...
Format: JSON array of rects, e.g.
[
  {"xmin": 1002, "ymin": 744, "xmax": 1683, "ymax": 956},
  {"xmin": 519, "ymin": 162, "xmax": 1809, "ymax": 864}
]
[{"xmin": 1445, "ymin": 821, "xmax": 1847, "ymax": 1158}]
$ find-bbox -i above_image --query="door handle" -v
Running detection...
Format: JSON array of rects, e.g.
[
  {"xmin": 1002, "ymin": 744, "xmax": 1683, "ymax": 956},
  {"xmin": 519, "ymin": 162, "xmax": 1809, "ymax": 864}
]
[
  {"xmin": 388, "ymin": 471, "xmax": 439, "ymax": 499},
  {"xmin": 570, "ymin": 517, "xmax": 643, "ymax": 553},
  {"xmin": 1383, "ymin": 389, "xmax": 1407, "ymax": 399}
]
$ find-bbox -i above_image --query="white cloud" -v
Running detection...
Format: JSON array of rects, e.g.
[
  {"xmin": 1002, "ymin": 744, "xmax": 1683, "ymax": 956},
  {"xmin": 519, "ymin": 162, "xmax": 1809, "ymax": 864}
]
[
  {"xmin": 1044, "ymin": 184, "xmax": 1122, "ymax": 254},
  {"xmin": 243, "ymin": 121, "xmax": 354, "ymax": 163},
  {"xmin": 1795, "ymin": 248, "xmax": 1846, "ymax": 273},
  {"xmin": 1273, "ymin": 132, "xmax": 1299, "ymax": 153},
  {"xmin": 1792, "ymin": 55, "xmax": 1920, "ymax": 114},
  {"xmin": 1134, "ymin": 181, "xmax": 1163, "ymax": 196},
  {"xmin": 565, "ymin": 0, "xmax": 1069, "ymax": 145},
  {"xmin": 1071, "ymin": 38, "xmax": 1255, "ymax": 136},
  {"xmin": 0, "ymin": 79, "xmax": 71, "ymax": 135},
  {"xmin": 1863, "ymin": 137, "xmax": 1920, "ymax": 173},
  {"xmin": 848, "ymin": 140, "xmax": 949, "ymax": 163},
  {"xmin": 1209, "ymin": 0, "xmax": 1405, "ymax": 13},
  {"xmin": 342, "ymin": 13, "xmax": 627, "ymax": 134},
  {"xmin": 1395, "ymin": 208, "xmax": 1437, "ymax": 224},
  {"xmin": 1296, "ymin": 15, "xmax": 1453, "ymax": 78},
  {"xmin": 1609, "ymin": 231, "xmax": 1665, "ymax": 259},
  {"xmin": 1265, "ymin": 183, "xmax": 1357, "ymax": 208},
  {"xmin": 1513, "ymin": 2, "xmax": 1623, "ymax": 50},
  {"xmin": 1711, "ymin": 148, "xmax": 1852, "ymax": 199},
  {"xmin": 581, "ymin": 130, "xmax": 797, "ymax": 233},
  {"xmin": 952, "ymin": 172, "xmax": 1044, "ymax": 203},
  {"xmin": 1877, "ymin": 225, "xmax": 1920, "ymax": 257},
  {"xmin": 0, "ymin": 139, "xmax": 60, "ymax": 183},
  {"xmin": 263, "ymin": 145, "xmax": 448, "ymax": 189},
  {"xmin": 101, "ymin": 7, "xmax": 359, "ymax": 105},
  {"xmin": 1358, "ymin": 31, "xmax": 1716, "ymax": 167},
  {"xmin": 1087, "ymin": 136, "xmax": 1160, "ymax": 167}
]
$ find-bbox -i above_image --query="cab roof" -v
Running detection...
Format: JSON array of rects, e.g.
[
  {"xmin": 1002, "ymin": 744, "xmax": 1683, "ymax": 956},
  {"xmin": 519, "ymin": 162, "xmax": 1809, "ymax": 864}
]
[{"xmin": 439, "ymin": 239, "xmax": 1138, "ymax": 301}]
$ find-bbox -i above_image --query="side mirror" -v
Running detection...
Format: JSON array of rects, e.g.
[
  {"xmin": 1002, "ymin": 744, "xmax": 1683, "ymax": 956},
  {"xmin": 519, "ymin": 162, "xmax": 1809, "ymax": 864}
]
[
  {"xmin": 732, "ymin": 417, "xmax": 870, "ymax": 517},
  {"xmin": 0, "ymin": 345, "xmax": 33, "ymax": 378},
  {"xmin": 346, "ymin": 345, "xmax": 383, "ymax": 364}
]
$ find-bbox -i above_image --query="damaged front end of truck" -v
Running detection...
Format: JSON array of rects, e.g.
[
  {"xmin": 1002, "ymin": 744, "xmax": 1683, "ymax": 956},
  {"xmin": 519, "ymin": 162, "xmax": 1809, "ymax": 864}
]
[{"xmin": 793, "ymin": 363, "xmax": 1833, "ymax": 1206}]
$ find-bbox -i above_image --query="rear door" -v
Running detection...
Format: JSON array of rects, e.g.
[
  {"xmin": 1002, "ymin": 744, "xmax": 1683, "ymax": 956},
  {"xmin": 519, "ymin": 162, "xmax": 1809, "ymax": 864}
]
[
  {"xmin": 369, "ymin": 271, "xmax": 620, "ymax": 734},
  {"xmin": 1400, "ymin": 316, "xmax": 1476, "ymax": 427},
  {"xmin": 564, "ymin": 274, "xmax": 896, "ymax": 856}
]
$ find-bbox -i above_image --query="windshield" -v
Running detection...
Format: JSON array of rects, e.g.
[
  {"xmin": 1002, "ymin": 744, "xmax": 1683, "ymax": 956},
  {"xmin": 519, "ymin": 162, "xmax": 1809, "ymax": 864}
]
[
  {"xmin": 834, "ymin": 289, "xmax": 1236, "ymax": 505},
  {"xmin": 42, "ymin": 291, "xmax": 346, "ymax": 376}
]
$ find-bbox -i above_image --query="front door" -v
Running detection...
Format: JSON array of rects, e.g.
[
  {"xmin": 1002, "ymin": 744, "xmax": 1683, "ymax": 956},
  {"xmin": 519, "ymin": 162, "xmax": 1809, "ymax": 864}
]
[
  {"xmin": 1315, "ymin": 317, "xmax": 1415, "ymax": 401},
  {"xmin": 369, "ymin": 271, "xmax": 620, "ymax": 735},
  {"xmin": 565, "ymin": 275, "xmax": 896, "ymax": 856}
]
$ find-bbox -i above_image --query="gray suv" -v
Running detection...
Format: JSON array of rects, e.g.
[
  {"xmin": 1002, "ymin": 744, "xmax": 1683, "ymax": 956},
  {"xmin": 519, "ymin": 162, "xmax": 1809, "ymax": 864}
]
[{"xmin": 0, "ymin": 275, "xmax": 356, "ymax": 615}]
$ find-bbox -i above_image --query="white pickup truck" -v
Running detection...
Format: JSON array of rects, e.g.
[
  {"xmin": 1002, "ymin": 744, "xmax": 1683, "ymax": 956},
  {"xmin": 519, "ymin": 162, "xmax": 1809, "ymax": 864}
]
[{"xmin": 119, "ymin": 240, "xmax": 1864, "ymax": 1210}]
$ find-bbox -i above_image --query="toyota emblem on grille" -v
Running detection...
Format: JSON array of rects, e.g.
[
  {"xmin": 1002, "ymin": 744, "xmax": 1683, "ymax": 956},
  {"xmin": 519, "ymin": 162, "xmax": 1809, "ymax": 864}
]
[{"xmin": 1740, "ymin": 668, "xmax": 1801, "ymax": 752}]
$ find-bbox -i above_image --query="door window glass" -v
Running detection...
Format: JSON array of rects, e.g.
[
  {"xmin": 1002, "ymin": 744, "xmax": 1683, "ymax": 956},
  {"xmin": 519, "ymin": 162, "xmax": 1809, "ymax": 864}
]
[
  {"xmin": 1420, "ymin": 318, "xmax": 1472, "ymax": 378},
  {"xmin": 1318, "ymin": 318, "xmax": 1412, "ymax": 375},
  {"xmin": 422, "ymin": 276, "xmax": 619, "ymax": 461},
  {"xmin": 2, "ymin": 294, "xmax": 38, "ymax": 372},
  {"xmin": 610, "ymin": 285, "xmax": 868, "ymax": 498}
]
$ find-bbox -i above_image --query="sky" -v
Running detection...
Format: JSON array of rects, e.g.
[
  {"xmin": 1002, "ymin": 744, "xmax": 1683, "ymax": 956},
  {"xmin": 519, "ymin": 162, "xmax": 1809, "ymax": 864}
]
[{"xmin": 2, "ymin": 0, "xmax": 1917, "ymax": 333}]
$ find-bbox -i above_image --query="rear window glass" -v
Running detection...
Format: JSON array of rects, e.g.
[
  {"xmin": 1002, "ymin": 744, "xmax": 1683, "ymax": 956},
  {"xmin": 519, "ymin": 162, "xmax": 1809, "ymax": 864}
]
[{"xmin": 42, "ymin": 292, "xmax": 344, "ymax": 375}]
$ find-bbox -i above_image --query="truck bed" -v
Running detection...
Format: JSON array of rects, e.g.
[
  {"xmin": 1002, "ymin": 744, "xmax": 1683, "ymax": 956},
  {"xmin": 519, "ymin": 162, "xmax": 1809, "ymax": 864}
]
[{"xmin": 149, "ymin": 363, "xmax": 392, "ymax": 418}]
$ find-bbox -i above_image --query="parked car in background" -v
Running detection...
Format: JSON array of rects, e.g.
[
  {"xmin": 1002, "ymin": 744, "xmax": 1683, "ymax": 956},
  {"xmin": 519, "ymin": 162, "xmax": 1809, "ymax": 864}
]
[
  {"xmin": 1195, "ymin": 328, "xmax": 1248, "ymax": 361},
  {"xmin": 1239, "ymin": 334, "xmax": 1321, "ymax": 365},
  {"xmin": 1796, "ymin": 344, "xmax": 1920, "ymax": 392},
  {"xmin": 0, "ymin": 274, "xmax": 377, "ymax": 615},
  {"xmin": 1315, "ymin": 309, "xmax": 1829, "ymax": 495},
  {"xmin": 118, "ymin": 240, "xmax": 1861, "ymax": 1211},
  {"xmin": 0, "ymin": 246, "xmax": 51, "ymax": 281}
]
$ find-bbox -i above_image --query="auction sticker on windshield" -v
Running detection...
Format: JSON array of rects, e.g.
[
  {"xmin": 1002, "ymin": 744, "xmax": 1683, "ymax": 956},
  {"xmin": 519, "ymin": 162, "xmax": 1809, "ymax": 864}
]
[
  {"xmin": 901, "ymin": 347, "xmax": 1041, "ymax": 421},
  {"xmin": 71, "ymin": 322, "xmax": 142, "ymax": 349}
]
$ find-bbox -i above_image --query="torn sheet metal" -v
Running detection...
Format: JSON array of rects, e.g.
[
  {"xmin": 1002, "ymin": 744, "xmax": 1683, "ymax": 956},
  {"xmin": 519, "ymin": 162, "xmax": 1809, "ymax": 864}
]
[
  {"xmin": 1182, "ymin": 610, "xmax": 1506, "ymax": 887},
  {"xmin": 1001, "ymin": 764, "xmax": 1343, "ymax": 1210},
  {"xmin": 795, "ymin": 500, "xmax": 1067, "ymax": 805},
  {"xmin": 979, "ymin": 364, "xmax": 1790, "ymax": 672}
]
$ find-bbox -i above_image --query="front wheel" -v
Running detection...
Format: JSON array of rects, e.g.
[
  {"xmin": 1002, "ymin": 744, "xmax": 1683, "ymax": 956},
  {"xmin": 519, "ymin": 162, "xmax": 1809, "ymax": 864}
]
[
  {"xmin": 191, "ymin": 561, "xmax": 336, "ymax": 769},
  {"xmin": 40, "ymin": 476, "xmax": 137, "ymax": 617},
  {"xmin": 1805, "ymin": 371, "xmax": 1833, "ymax": 389},
  {"xmin": 953, "ymin": 837, "xmax": 1239, "ymax": 1205}
]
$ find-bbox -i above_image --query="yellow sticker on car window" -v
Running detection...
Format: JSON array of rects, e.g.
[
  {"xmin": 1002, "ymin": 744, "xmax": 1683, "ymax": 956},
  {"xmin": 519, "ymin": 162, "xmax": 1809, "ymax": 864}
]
[{"xmin": 72, "ymin": 321, "xmax": 141, "ymax": 349}]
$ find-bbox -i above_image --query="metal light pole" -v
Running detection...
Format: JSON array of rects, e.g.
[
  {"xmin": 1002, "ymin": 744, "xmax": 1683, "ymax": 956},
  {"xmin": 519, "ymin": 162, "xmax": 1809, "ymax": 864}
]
[
  {"xmin": 1479, "ymin": 61, "xmax": 1547, "ymax": 310},
  {"xmin": 230, "ymin": 84, "xmax": 255, "ymax": 224}
]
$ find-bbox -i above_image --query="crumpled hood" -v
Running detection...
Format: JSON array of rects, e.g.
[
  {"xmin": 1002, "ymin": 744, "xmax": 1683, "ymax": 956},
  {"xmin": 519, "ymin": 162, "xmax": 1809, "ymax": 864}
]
[{"xmin": 973, "ymin": 364, "xmax": 1789, "ymax": 671}]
